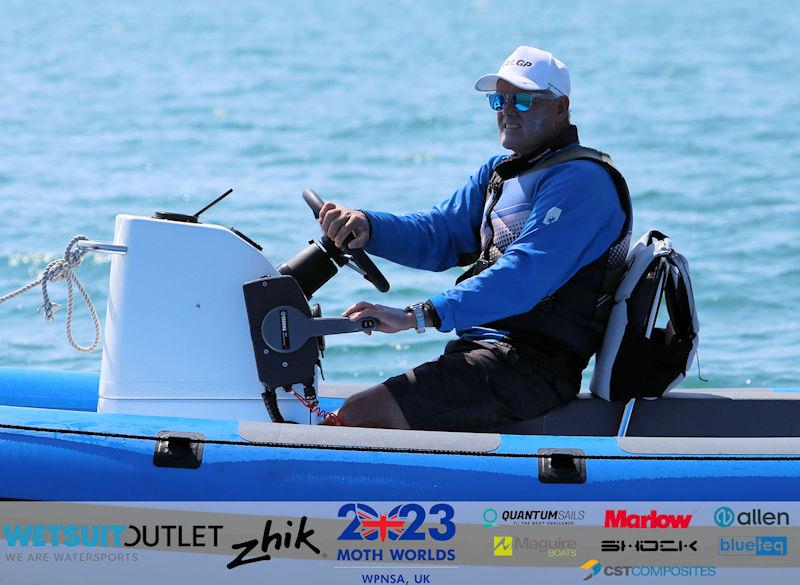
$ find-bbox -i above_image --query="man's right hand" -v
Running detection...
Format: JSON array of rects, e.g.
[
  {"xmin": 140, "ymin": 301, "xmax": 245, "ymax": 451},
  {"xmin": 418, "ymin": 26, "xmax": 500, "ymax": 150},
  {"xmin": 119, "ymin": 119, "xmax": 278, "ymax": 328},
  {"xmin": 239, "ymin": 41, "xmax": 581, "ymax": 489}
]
[{"xmin": 319, "ymin": 202, "xmax": 370, "ymax": 249}]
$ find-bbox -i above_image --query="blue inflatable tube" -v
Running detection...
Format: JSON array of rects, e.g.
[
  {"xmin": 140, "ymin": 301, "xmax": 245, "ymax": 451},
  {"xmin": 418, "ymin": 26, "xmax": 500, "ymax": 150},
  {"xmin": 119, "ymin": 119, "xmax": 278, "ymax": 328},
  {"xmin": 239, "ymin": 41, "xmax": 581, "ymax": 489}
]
[{"xmin": 2, "ymin": 368, "xmax": 800, "ymax": 502}]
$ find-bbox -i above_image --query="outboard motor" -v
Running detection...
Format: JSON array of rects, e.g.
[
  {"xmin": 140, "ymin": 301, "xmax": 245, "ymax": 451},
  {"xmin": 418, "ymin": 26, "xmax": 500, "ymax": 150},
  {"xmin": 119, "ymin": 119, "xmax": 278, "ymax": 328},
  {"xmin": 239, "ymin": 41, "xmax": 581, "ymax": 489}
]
[{"xmin": 98, "ymin": 189, "xmax": 388, "ymax": 423}]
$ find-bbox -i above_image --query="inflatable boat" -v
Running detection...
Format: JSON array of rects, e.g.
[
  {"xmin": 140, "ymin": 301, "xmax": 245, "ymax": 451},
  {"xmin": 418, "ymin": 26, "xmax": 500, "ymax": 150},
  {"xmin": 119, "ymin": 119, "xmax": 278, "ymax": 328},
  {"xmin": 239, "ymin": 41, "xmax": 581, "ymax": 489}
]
[{"xmin": 1, "ymin": 190, "xmax": 799, "ymax": 501}]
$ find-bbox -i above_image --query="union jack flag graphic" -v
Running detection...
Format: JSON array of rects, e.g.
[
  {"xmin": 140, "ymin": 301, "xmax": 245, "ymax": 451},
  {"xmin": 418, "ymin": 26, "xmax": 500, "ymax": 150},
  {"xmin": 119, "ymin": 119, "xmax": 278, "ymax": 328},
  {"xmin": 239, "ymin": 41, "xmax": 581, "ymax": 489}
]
[{"xmin": 356, "ymin": 504, "xmax": 406, "ymax": 542}]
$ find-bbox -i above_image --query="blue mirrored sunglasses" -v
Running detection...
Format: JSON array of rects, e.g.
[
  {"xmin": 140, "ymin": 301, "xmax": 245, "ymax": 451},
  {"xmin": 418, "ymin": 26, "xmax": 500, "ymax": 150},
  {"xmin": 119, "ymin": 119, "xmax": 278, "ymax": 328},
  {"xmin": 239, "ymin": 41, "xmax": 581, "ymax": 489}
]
[{"xmin": 486, "ymin": 91, "xmax": 557, "ymax": 112}]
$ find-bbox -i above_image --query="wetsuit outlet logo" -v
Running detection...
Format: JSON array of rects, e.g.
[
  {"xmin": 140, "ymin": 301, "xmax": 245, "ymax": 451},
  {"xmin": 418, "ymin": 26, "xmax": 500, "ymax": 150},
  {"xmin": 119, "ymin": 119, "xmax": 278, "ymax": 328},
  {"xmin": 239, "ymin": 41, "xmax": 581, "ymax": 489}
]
[{"xmin": 604, "ymin": 510, "xmax": 692, "ymax": 529}]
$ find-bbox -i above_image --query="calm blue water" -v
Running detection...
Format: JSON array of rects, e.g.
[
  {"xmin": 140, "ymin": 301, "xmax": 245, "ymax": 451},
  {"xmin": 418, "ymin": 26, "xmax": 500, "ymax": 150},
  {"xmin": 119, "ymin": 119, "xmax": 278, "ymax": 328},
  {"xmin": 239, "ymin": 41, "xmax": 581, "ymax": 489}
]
[{"xmin": 1, "ymin": 1, "xmax": 798, "ymax": 389}]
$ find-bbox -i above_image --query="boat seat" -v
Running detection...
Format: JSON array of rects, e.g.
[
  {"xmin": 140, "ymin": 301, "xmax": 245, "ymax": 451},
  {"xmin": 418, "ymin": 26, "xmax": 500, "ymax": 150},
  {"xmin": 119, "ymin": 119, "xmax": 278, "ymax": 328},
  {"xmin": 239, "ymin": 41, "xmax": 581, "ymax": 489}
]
[
  {"xmin": 501, "ymin": 395, "xmax": 626, "ymax": 436},
  {"xmin": 502, "ymin": 390, "xmax": 800, "ymax": 438},
  {"xmin": 626, "ymin": 398, "xmax": 800, "ymax": 437}
]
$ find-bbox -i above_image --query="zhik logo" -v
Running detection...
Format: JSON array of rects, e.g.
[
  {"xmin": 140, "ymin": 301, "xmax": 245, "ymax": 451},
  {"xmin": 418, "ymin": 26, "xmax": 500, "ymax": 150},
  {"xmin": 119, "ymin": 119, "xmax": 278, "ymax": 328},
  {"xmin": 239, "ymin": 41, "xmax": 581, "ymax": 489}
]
[
  {"xmin": 227, "ymin": 517, "xmax": 319, "ymax": 570},
  {"xmin": 581, "ymin": 559, "xmax": 601, "ymax": 581}
]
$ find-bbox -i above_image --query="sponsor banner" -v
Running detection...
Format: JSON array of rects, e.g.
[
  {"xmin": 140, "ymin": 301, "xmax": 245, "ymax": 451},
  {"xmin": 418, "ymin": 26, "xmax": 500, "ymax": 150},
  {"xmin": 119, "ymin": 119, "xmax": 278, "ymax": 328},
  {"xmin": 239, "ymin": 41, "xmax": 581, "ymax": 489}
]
[
  {"xmin": 466, "ymin": 501, "xmax": 798, "ymax": 528},
  {"xmin": 1, "ymin": 502, "xmax": 800, "ymax": 584}
]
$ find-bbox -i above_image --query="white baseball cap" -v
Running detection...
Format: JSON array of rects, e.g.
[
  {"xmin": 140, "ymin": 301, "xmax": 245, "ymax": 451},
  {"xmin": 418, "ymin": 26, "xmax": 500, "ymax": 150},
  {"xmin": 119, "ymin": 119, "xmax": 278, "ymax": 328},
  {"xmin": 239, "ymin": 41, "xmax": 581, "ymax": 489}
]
[{"xmin": 475, "ymin": 46, "xmax": 570, "ymax": 97}]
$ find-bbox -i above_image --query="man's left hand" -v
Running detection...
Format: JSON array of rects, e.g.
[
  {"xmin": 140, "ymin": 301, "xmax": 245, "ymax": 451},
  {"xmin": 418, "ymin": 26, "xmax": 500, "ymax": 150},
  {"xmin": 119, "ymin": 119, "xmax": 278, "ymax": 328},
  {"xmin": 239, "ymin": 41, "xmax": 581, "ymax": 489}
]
[{"xmin": 343, "ymin": 302, "xmax": 415, "ymax": 334}]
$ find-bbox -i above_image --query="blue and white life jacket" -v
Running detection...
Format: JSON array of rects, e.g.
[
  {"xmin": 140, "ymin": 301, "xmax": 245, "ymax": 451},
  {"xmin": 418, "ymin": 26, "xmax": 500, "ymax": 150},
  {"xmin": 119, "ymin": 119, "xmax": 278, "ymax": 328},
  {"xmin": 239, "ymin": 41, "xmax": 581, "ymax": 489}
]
[{"xmin": 461, "ymin": 137, "xmax": 633, "ymax": 374}]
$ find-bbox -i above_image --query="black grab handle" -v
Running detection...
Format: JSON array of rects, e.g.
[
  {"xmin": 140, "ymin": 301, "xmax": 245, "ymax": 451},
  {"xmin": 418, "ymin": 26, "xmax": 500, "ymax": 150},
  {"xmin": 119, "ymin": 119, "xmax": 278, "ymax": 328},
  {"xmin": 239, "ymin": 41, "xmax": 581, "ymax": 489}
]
[{"xmin": 537, "ymin": 448, "xmax": 586, "ymax": 483}]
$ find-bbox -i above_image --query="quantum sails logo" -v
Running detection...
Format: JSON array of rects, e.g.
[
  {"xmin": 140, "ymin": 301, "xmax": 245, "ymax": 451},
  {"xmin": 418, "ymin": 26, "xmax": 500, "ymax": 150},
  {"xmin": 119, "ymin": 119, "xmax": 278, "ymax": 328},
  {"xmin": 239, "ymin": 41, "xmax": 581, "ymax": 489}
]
[
  {"xmin": 336, "ymin": 503, "xmax": 456, "ymax": 562},
  {"xmin": 483, "ymin": 507, "xmax": 585, "ymax": 527}
]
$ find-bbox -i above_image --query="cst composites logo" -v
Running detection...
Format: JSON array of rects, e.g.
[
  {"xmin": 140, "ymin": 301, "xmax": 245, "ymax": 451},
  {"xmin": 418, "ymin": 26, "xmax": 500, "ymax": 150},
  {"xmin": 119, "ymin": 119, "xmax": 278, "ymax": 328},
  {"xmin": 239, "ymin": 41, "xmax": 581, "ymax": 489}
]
[
  {"xmin": 581, "ymin": 559, "xmax": 602, "ymax": 580},
  {"xmin": 336, "ymin": 503, "xmax": 456, "ymax": 562},
  {"xmin": 713, "ymin": 506, "xmax": 790, "ymax": 527},
  {"xmin": 579, "ymin": 560, "xmax": 716, "ymax": 580}
]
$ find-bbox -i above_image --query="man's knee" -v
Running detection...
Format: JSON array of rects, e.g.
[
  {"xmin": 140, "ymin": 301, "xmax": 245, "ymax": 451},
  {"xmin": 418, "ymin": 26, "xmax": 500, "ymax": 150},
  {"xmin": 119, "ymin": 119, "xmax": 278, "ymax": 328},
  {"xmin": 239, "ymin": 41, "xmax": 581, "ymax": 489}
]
[{"xmin": 337, "ymin": 384, "xmax": 410, "ymax": 429}]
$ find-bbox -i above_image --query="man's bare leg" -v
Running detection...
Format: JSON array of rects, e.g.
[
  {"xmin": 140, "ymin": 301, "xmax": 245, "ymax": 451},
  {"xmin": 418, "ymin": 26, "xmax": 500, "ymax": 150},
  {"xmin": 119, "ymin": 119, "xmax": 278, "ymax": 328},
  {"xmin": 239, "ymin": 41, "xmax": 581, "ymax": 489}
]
[{"xmin": 322, "ymin": 384, "xmax": 411, "ymax": 429}]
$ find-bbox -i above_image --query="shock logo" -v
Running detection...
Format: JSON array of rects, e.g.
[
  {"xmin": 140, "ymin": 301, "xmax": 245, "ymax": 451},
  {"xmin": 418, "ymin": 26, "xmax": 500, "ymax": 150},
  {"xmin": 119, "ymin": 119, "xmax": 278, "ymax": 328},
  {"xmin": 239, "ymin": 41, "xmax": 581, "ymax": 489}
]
[{"xmin": 337, "ymin": 503, "xmax": 456, "ymax": 542}]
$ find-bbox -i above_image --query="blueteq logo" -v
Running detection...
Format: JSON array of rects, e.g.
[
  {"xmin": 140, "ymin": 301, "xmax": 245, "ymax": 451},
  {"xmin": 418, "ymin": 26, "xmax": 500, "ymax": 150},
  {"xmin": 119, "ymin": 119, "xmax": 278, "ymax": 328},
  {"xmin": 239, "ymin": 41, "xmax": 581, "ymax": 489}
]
[
  {"xmin": 337, "ymin": 503, "xmax": 456, "ymax": 563},
  {"xmin": 719, "ymin": 536, "xmax": 787, "ymax": 556}
]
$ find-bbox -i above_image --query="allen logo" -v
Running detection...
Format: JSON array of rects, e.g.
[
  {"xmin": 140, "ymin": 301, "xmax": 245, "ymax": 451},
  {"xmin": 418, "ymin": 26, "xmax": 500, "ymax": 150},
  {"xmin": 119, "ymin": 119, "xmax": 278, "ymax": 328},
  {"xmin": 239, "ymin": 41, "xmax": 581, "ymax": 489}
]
[
  {"xmin": 714, "ymin": 506, "xmax": 789, "ymax": 527},
  {"xmin": 714, "ymin": 507, "xmax": 734, "ymax": 527},
  {"xmin": 493, "ymin": 536, "xmax": 513, "ymax": 557}
]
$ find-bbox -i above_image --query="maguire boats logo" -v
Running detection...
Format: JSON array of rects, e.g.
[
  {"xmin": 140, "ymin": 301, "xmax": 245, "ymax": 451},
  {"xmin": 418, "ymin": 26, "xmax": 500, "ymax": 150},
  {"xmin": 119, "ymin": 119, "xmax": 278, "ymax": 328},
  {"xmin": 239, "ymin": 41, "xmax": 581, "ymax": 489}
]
[
  {"xmin": 604, "ymin": 510, "xmax": 692, "ymax": 529},
  {"xmin": 336, "ymin": 503, "xmax": 456, "ymax": 562},
  {"xmin": 491, "ymin": 535, "xmax": 577, "ymax": 558}
]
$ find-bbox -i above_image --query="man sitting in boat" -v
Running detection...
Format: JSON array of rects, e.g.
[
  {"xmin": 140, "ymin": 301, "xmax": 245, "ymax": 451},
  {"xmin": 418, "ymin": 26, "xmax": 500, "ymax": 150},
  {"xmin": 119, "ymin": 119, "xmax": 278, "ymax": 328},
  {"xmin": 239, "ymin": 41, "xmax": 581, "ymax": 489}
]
[{"xmin": 319, "ymin": 46, "xmax": 631, "ymax": 432}]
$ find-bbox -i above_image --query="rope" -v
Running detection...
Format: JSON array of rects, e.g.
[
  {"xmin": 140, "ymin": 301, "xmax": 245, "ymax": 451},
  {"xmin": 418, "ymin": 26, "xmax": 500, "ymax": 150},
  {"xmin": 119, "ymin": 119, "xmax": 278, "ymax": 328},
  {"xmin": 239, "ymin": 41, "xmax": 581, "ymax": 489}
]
[
  {"xmin": 1, "ymin": 422, "xmax": 800, "ymax": 461},
  {"xmin": 0, "ymin": 235, "xmax": 101, "ymax": 352}
]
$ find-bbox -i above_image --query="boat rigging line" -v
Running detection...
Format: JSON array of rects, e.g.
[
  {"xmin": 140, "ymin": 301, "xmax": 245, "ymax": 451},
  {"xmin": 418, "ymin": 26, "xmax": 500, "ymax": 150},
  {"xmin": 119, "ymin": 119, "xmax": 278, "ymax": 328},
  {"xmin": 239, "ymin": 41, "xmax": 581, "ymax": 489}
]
[
  {"xmin": 0, "ymin": 235, "xmax": 101, "ymax": 352},
  {"xmin": 1, "ymin": 421, "xmax": 799, "ymax": 462}
]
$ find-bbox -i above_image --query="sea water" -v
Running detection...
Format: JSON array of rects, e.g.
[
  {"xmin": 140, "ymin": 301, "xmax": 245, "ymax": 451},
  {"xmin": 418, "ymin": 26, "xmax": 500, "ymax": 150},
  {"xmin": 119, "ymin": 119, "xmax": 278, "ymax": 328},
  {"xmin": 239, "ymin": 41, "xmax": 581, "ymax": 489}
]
[{"xmin": 1, "ymin": 0, "xmax": 798, "ymax": 389}]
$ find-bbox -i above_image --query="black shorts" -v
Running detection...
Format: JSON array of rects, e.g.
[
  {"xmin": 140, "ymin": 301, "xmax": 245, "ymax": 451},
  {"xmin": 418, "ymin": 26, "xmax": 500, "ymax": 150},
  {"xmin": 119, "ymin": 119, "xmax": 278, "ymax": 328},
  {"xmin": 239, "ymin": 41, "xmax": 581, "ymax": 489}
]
[{"xmin": 383, "ymin": 339, "xmax": 579, "ymax": 433}]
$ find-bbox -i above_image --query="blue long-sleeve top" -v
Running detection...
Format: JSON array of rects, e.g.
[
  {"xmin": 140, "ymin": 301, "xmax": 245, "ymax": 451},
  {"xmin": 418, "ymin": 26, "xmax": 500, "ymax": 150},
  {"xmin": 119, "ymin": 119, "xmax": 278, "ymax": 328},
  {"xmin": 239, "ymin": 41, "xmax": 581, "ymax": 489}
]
[{"xmin": 363, "ymin": 151, "xmax": 625, "ymax": 337}]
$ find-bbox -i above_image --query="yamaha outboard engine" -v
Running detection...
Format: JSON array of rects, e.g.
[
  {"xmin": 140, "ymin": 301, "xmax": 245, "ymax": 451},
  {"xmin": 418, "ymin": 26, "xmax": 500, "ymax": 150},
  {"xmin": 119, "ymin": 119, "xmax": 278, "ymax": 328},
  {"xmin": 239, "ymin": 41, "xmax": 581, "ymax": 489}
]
[{"xmin": 98, "ymin": 188, "xmax": 388, "ymax": 424}]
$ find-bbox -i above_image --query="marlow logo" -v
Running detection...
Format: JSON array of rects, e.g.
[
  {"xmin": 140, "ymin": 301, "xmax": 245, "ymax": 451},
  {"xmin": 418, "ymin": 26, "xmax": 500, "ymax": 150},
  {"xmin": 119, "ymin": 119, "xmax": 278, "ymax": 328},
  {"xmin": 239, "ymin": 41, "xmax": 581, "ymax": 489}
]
[
  {"xmin": 493, "ymin": 536, "xmax": 513, "ymax": 557},
  {"xmin": 714, "ymin": 506, "xmax": 789, "ymax": 527},
  {"xmin": 543, "ymin": 207, "xmax": 562, "ymax": 225},
  {"xmin": 581, "ymin": 559, "xmax": 601, "ymax": 581},
  {"xmin": 604, "ymin": 509, "xmax": 692, "ymax": 529}
]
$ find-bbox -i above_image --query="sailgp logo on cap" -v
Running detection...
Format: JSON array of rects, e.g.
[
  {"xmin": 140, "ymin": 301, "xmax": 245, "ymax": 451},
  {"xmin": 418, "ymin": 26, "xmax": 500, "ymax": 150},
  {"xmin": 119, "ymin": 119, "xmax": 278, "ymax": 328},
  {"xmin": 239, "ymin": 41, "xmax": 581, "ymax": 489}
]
[
  {"xmin": 503, "ymin": 58, "xmax": 532, "ymax": 68},
  {"xmin": 543, "ymin": 207, "xmax": 562, "ymax": 225}
]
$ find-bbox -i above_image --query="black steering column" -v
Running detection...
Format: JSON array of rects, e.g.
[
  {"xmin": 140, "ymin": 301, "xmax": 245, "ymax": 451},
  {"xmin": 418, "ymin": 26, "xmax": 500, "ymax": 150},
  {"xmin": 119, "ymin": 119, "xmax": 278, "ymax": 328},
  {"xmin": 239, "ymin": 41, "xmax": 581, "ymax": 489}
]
[
  {"xmin": 276, "ymin": 189, "xmax": 390, "ymax": 298},
  {"xmin": 245, "ymin": 189, "xmax": 390, "ymax": 424}
]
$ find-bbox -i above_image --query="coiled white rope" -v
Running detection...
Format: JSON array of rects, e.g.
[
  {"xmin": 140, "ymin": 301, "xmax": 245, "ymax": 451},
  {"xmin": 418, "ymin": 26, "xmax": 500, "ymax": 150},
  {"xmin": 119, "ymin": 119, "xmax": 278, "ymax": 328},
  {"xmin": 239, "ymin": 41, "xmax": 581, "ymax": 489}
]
[{"xmin": 0, "ymin": 235, "xmax": 101, "ymax": 352}]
